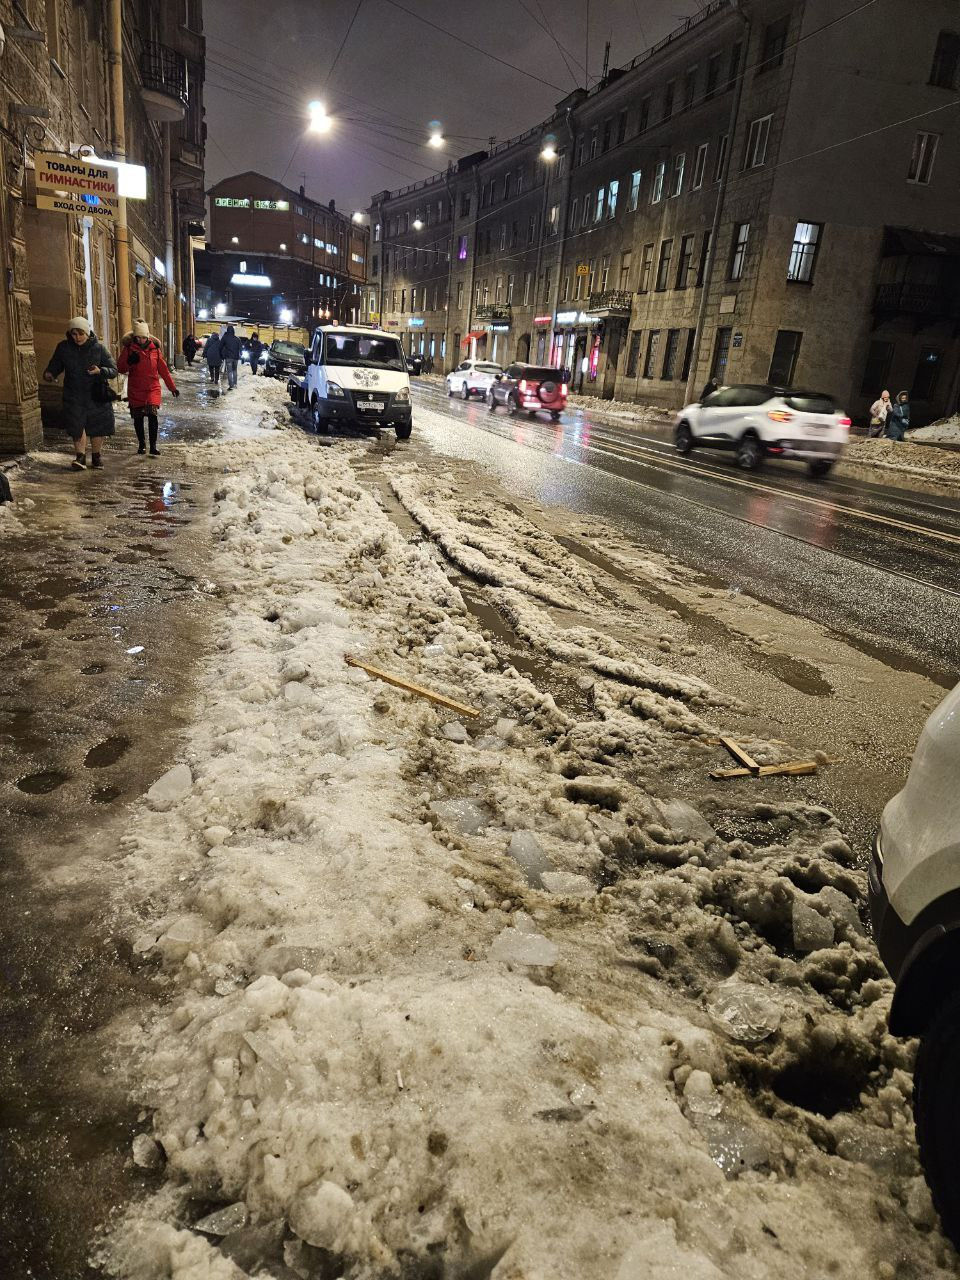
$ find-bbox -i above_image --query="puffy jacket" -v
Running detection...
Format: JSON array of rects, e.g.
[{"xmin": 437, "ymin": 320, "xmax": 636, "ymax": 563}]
[
  {"xmin": 204, "ymin": 333, "xmax": 222, "ymax": 365},
  {"xmin": 220, "ymin": 326, "xmax": 241, "ymax": 360},
  {"xmin": 117, "ymin": 335, "xmax": 177, "ymax": 409},
  {"xmin": 44, "ymin": 330, "xmax": 118, "ymax": 434}
]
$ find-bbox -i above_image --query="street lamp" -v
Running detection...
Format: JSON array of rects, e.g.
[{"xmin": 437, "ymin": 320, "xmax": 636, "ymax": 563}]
[
  {"xmin": 231, "ymin": 235, "xmax": 239, "ymax": 244},
  {"xmin": 279, "ymin": 307, "xmax": 293, "ymax": 324},
  {"xmin": 412, "ymin": 218, "xmax": 423, "ymax": 231},
  {"xmin": 215, "ymin": 302, "xmax": 226, "ymax": 316},
  {"xmin": 280, "ymin": 242, "xmax": 287, "ymax": 251},
  {"xmin": 352, "ymin": 210, "xmax": 364, "ymax": 224},
  {"xmin": 308, "ymin": 100, "xmax": 332, "ymax": 133},
  {"xmin": 540, "ymin": 142, "xmax": 557, "ymax": 161},
  {"xmin": 197, "ymin": 307, "xmax": 209, "ymax": 320},
  {"xmin": 427, "ymin": 120, "xmax": 444, "ymax": 148}
]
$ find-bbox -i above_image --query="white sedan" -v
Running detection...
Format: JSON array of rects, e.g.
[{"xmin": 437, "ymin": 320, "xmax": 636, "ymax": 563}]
[{"xmin": 446, "ymin": 359, "xmax": 503, "ymax": 401}]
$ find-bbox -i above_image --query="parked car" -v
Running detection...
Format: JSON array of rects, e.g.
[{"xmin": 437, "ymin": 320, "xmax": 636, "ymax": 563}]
[
  {"xmin": 674, "ymin": 384, "xmax": 851, "ymax": 477},
  {"xmin": 446, "ymin": 359, "xmax": 503, "ymax": 401},
  {"xmin": 869, "ymin": 681, "xmax": 960, "ymax": 1247},
  {"xmin": 487, "ymin": 363, "xmax": 567, "ymax": 422},
  {"xmin": 240, "ymin": 344, "xmax": 268, "ymax": 368},
  {"xmin": 406, "ymin": 354, "xmax": 424, "ymax": 376},
  {"xmin": 264, "ymin": 340, "xmax": 306, "ymax": 380},
  {"xmin": 299, "ymin": 324, "xmax": 412, "ymax": 440}
]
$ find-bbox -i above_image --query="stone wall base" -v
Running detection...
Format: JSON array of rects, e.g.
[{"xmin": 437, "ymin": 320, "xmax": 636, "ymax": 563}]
[{"xmin": 0, "ymin": 398, "xmax": 44, "ymax": 455}]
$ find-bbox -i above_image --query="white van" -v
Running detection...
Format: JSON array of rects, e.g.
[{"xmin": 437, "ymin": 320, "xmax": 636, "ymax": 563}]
[{"xmin": 299, "ymin": 325, "xmax": 412, "ymax": 439}]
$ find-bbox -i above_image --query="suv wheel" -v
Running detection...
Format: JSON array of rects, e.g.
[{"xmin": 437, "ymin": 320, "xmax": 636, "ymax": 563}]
[
  {"xmin": 488, "ymin": 389, "xmax": 497, "ymax": 412},
  {"xmin": 461, "ymin": 382, "xmax": 471, "ymax": 400},
  {"xmin": 508, "ymin": 393, "xmax": 520, "ymax": 417},
  {"xmin": 914, "ymin": 988, "xmax": 960, "ymax": 1250},
  {"xmin": 447, "ymin": 382, "xmax": 454, "ymax": 397},
  {"xmin": 675, "ymin": 421, "xmax": 693, "ymax": 455},
  {"xmin": 808, "ymin": 459, "xmax": 834, "ymax": 479},
  {"xmin": 735, "ymin": 433, "xmax": 764, "ymax": 471}
]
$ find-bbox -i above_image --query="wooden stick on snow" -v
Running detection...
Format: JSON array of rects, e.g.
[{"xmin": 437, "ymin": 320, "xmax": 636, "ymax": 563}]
[{"xmin": 344, "ymin": 655, "xmax": 481, "ymax": 718}]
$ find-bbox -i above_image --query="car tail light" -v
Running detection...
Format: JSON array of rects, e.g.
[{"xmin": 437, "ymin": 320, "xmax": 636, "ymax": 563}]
[
  {"xmin": 767, "ymin": 410, "xmax": 794, "ymax": 423},
  {"xmin": 560, "ymin": 384, "xmax": 567, "ymax": 397},
  {"xmin": 839, "ymin": 416, "xmax": 852, "ymax": 429},
  {"xmin": 519, "ymin": 379, "xmax": 528, "ymax": 393}
]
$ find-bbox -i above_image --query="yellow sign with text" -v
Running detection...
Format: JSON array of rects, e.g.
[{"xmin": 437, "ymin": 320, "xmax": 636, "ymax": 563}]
[{"xmin": 576, "ymin": 263, "xmax": 590, "ymax": 276}]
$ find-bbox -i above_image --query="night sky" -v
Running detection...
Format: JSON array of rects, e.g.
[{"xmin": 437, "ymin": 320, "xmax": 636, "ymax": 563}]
[{"xmin": 205, "ymin": 0, "xmax": 708, "ymax": 211}]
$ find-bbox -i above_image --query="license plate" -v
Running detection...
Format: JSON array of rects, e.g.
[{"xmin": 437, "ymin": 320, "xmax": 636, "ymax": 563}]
[{"xmin": 357, "ymin": 400, "xmax": 384, "ymax": 411}]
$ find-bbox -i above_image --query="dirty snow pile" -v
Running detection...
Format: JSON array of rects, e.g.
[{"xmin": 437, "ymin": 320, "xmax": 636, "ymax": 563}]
[
  {"xmin": 98, "ymin": 430, "xmax": 957, "ymax": 1279},
  {"xmin": 908, "ymin": 415, "xmax": 960, "ymax": 445}
]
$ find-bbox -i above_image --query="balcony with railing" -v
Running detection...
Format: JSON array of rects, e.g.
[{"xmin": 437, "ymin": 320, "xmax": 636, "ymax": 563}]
[
  {"xmin": 587, "ymin": 289, "xmax": 632, "ymax": 317},
  {"xmin": 140, "ymin": 42, "xmax": 189, "ymax": 122},
  {"xmin": 874, "ymin": 281, "xmax": 960, "ymax": 321},
  {"xmin": 476, "ymin": 303, "xmax": 512, "ymax": 322}
]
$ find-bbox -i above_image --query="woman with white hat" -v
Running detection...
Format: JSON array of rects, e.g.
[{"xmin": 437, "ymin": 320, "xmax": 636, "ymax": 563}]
[
  {"xmin": 43, "ymin": 315, "xmax": 118, "ymax": 470},
  {"xmin": 118, "ymin": 319, "xmax": 179, "ymax": 456}
]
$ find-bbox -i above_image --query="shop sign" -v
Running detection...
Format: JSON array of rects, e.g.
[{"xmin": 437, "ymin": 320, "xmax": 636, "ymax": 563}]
[
  {"xmin": 555, "ymin": 309, "xmax": 600, "ymax": 326},
  {"xmin": 37, "ymin": 191, "xmax": 117, "ymax": 219},
  {"xmin": 489, "ymin": 322, "xmax": 510, "ymax": 333},
  {"xmin": 214, "ymin": 197, "xmax": 250, "ymax": 208},
  {"xmin": 533, "ymin": 315, "xmax": 552, "ymax": 326},
  {"xmin": 408, "ymin": 317, "xmax": 425, "ymax": 327},
  {"xmin": 35, "ymin": 153, "xmax": 118, "ymax": 199},
  {"xmin": 253, "ymin": 200, "xmax": 290, "ymax": 211}
]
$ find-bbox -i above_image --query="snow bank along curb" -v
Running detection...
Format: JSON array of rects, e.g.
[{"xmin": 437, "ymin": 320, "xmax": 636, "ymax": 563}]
[{"xmin": 98, "ymin": 425, "xmax": 956, "ymax": 1279}]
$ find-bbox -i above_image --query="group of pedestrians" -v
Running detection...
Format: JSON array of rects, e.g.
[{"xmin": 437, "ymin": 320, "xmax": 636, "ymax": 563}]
[
  {"xmin": 869, "ymin": 389, "xmax": 911, "ymax": 441},
  {"xmin": 44, "ymin": 315, "xmax": 179, "ymax": 471},
  {"xmin": 200, "ymin": 324, "xmax": 245, "ymax": 391}
]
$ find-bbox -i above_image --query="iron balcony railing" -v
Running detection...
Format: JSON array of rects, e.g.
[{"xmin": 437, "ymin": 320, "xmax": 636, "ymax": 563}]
[
  {"xmin": 587, "ymin": 289, "xmax": 632, "ymax": 315},
  {"xmin": 140, "ymin": 42, "xmax": 189, "ymax": 108}
]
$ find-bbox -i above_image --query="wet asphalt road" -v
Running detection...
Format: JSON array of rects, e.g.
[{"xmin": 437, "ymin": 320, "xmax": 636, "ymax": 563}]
[{"xmin": 409, "ymin": 382, "xmax": 960, "ymax": 688}]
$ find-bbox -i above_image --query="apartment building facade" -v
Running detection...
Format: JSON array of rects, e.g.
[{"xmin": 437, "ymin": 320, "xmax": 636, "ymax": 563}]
[
  {"xmin": 372, "ymin": 0, "xmax": 960, "ymax": 424},
  {"xmin": 197, "ymin": 173, "xmax": 368, "ymax": 328},
  {"xmin": 0, "ymin": 0, "xmax": 206, "ymax": 453}
]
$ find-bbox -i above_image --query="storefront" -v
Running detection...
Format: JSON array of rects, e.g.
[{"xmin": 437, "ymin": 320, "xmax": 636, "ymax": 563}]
[
  {"xmin": 552, "ymin": 309, "xmax": 602, "ymax": 388},
  {"xmin": 533, "ymin": 315, "xmax": 552, "ymax": 365}
]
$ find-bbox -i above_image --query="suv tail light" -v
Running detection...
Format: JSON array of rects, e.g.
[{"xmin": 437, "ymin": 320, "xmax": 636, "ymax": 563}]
[
  {"xmin": 839, "ymin": 416, "xmax": 852, "ymax": 429},
  {"xmin": 519, "ymin": 379, "xmax": 529, "ymax": 393},
  {"xmin": 767, "ymin": 409, "xmax": 794, "ymax": 423},
  {"xmin": 560, "ymin": 384, "xmax": 568, "ymax": 397}
]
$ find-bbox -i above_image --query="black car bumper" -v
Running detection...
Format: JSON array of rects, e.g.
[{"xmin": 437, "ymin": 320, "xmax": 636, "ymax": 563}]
[
  {"xmin": 868, "ymin": 832, "xmax": 908, "ymax": 981},
  {"xmin": 316, "ymin": 396, "xmax": 412, "ymax": 429}
]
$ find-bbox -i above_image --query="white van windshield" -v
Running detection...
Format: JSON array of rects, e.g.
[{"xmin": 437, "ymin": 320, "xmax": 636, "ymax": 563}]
[{"xmin": 323, "ymin": 332, "xmax": 405, "ymax": 371}]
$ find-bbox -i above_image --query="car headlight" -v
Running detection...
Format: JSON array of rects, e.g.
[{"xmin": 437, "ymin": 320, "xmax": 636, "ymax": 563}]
[
  {"xmin": 327, "ymin": 382, "xmax": 346, "ymax": 398},
  {"xmin": 394, "ymin": 387, "xmax": 410, "ymax": 404}
]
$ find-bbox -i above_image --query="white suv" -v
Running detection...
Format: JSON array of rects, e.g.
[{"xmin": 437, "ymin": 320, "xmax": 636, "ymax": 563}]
[
  {"xmin": 446, "ymin": 359, "xmax": 503, "ymax": 401},
  {"xmin": 675, "ymin": 384, "xmax": 851, "ymax": 478},
  {"xmin": 299, "ymin": 325, "xmax": 412, "ymax": 439},
  {"xmin": 869, "ymin": 682, "xmax": 960, "ymax": 1246}
]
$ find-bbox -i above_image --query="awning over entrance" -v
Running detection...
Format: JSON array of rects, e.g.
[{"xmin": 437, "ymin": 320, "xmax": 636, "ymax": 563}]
[{"xmin": 462, "ymin": 330, "xmax": 485, "ymax": 344}]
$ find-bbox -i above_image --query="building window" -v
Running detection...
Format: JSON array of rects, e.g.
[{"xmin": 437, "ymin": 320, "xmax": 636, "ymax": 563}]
[
  {"xmin": 714, "ymin": 134, "xmax": 728, "ymax": 182},
  {"xmin": 729, "ymin": 221, "xmax": 750, "ymax": 280},
  {"xmin": 548, "ymin": 204, "xmax": 560, "ymax": 233},
  {"xmin": 458, "ymin": 235, "xmax": 468, "ymax": 261},
  {"xmin": 684, "ymin": 67, "xmax": 697, "ymax": 108},
  {"xmin": 511, "ymin": 220, "xmax": 519, "ymax": 246},
  {"xmin": 517, "ymin": 170, "xmax": 524, "ymax": 194},
  {"xmin": 587, "ymin": 258, "xmax": 597, "ymax": 292},
  {"xmin": 681, "ymin": 329, "xmax": 696, "ymax": 381},
  {"xmin": 711, "ymin": 326, "xmax": 732, "ymax": 380},
  {"xmin": 570, "ymin": 196, "xmax": 579, "ymax": 228},
  {"xmin": 663, "ymin": 80, "xmax": 675, "ymax": 120},
  {"xmin": 692, "ymin": 143, "xmax": 708, "ymax": 189},
  {"xmin": 499, "ymin": 223, "xmax": 507, "ymax": 250},
  {"xmin": 639, "ymin": 243, "xmax": 654, "ymax": 293},
  {"xmin": 581, "ymin": 198, "xmax": 590, "ymax": 227},
  {"xmin": 759, "ymin": 16, "xmax": 790, "ymax": 73},
  {"xmin": 643, "ymin": 330, "xmax": 661, "ymax": 377},
  {"xmin": 460, "ymin": 193, "xmax": 471, "ymax": 217},
  {"xmin": 503, "ymin": 172, "xmax": 511, "ymax": 200},
  {"xmin": 400, "ymin": 289, "xmax": 406, "ymax": 313},
  {"xmin": 523, "ymin": 272, "xmax": 532, "ymax": 304},
  {"xmin": 727, "ymin": 41, "xmax": 742, "ymax": 88},
  {"xmin": 371, "ymin": 255, "xmax": 379, "ymax": 277},
  {"xmin": 594, "ymin": 187, "xmax": 605, "ymax": 222},
  {"xmin": 557, "ymin": 146, "xmax": 567, "ymax": 175},
  {"xmin": 626, "ymin": 331, "xmax": 643, "ymax": 377},
  {"xmin": 652, "ymin": 162, "xmax": 666, "ymax": 202},
  {"xmin": 672, "ymin": 153, "xmax": 686, "ymax": 197},
  {"xmin": 908, "ymin": 132, "xmax": 940, "ymax": 184},
  {"xmin": 860, "ymin": 340, "xmax": 894, "ymax": 394},
  {"xmin": 638, "ymin": 97, "xmax": 651, "ymax": 133},
  {"xmin": 607, "ymin": 179, "xmax": 619, "ymax": 218},
  {"xmin": 527, "ymin": 214, "xmax": 536, "ymax": 243},
  {"xmin": 676, "ymin": 234, "xmax": 695, "ymax": 288},
  {"xmin": 787, "ymin": 221, "xmax": 822, "ymax": 282},
  {"xmin": 744, "ymin": 115, "xmax": 772, "ymax": 168},
  {"xmin": 705, "ymin": 52, "xmax": 722, "ymax": 99},
  {"xmin": 456, "ymin": 281, "xmax": 464, "ymax": 307},
  {"xmin": 619, "ymin": 250, "xmax": 632, "ymax": 291},
  {"xmin": 599, "ymin": 254, "xmax": 610, "ymax": 291},
  {"xmin": 696, "ymin": 230, "xmax": 713, "ymax": 286},
  {"xmin": 495, "ymin": 275, "xmax": 504, "ymax": 302},
  {"xmin": 374, "ymin": 222, "xmax": 381, "ymax": 242},
  {"xmin": 590, "ymin": 128, "xmax": 599, "ymax": 159},
  {"xmin": 655, "ymin": 239, "xmax": 674, "ymax": 291},
  {"xmin": 662, "ymin": 329, "xmax": 682, "ymax": 379},
  {"xmin": 617, "ymin": 110, "xmax": 628, "ymax": 144},
  {"xmin": 601, "ymin": 120, "xmax": 612, "ymax": 152},
  {"xmin": 913, "ymin": 347, "xmax": 943, "ymax": 399},
  {"xmin": 769, "ymin": 330, "xmax": 802, "ymax": 385},
  {"xmin": 629, "ymin": 170, "xmax": 642, "ymax": 210},
  {"xmin": 929, "ymin": 30, "xmax": 960, "ymax": 88},
  {"xmin": 506, "ymin": 275, "xmax": 515, "ymax": 302}
]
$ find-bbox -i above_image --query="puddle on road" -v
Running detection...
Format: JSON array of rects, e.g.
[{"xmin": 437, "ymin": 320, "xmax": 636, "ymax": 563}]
[
  {"xmin": 83, "ymin": 735, "xmax": 131, "ymax": 769},
  {"xmin": 16, "ymin": 769, "xmax": 71, "ymax": 795}
]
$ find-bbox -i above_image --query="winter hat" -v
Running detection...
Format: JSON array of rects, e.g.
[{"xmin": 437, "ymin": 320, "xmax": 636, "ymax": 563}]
[
  {"xmin": 67, "ymin": 315, "xmax": 90, "ymax": 335},
  {"xmin": 133, "ymin": 319, "xmax": 150, "ymax": 338}
]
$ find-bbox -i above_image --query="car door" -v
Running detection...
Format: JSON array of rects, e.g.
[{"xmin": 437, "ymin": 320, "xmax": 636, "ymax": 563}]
[{"xmin": 694, "ymin": 387, "xmax": 739, "ymax": 440}]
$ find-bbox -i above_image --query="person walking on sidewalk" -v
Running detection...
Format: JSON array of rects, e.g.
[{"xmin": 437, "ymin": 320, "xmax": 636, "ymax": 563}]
[
  {"xmin": 43, "ymin": 315, "xmax": 118, "ymax": 470},
  {"xmin": 182, "ymin": 333, "xmax": 199, "ymax": 366},
  {"xmin": 869, "ymin": 389, "xmax": 891, "ymax": 437},
  {"xmin": 247, "ymin": 332, "xmax": 264, "ymax": 376},
  {"xmin": 886, "ymin": 391, "xmax": 911, "ymax": 442},
  {"xmin": 118, "ymin": 320, "xmax": 179, "ymax": 457},
  {"xmin": 221, "ymin": 325, "xmax": 241, "ymax": 390},
  {"xmin": 204, "ymin": 330, "xmax": 223, "ymax": 388}
]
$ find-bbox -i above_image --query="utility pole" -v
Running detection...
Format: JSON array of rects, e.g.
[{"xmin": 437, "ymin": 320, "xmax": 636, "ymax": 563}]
[{"xmin": 107, "ymin": 0, "xmax": 132, "ymax": 337}]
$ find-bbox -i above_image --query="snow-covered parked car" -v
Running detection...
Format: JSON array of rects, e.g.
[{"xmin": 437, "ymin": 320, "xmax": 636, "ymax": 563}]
[
  {"xmin": 869, "ymin": 680, "xmax": 960, "ymax": 1246},
  {"xmin": 446, "ymin": 359, "xmax": 503, "ymax": 401},
  {"xmin": 674, "ymin": 384, "xmax": 851, "ymax": 478}
]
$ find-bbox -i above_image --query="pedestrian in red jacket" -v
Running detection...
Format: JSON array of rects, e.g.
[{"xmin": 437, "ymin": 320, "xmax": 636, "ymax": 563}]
[{"xmin": 117, "ymin": 320, "xmax": 179, "ymax": 456}]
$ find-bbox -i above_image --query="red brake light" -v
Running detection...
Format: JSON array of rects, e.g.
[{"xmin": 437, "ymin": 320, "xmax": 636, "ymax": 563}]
[
  {"xmin": 560, "ymin": 384, "xmax": 567, "ymax": 396},
  {"xmin": 839, "ymin": 416, "xmax": 851, "ymax": 428},
  {"xmin": 519, "ymin": 379, "xmax": 528, "ymax": 392},
  {"xmin": 767, "ymin": 410, "xmax": 794, "ymax": 423}
]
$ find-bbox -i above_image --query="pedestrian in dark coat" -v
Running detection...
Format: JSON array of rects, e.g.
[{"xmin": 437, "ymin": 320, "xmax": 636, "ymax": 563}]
[
  {"xmin": 248, "ymin": 333, "xmax": 264, "ymax": 376},
  {"xmin": 699, "ymin": 378, "xmax": 719, "ymax": 401},
  {"xmin": 204, "ymin": 331, "xmax": 223, "ymax": 387},
  {"xmin": 182, "ymin": 334, "xmax": 199, "ymax": 365},
  {"xmin": 886, "ymin": 391, "xmax": 911, "ymax": 441},
  {"xmin": 43, "ymin": 315, "xmax": 118, "ymax": 470},
  {"xmin": 220, "ymin": 325, "xmax": 242, "ymax": 390},
  {"xmin": 118, "ymin": 320, "xmax": 179, "ymax": 457}
]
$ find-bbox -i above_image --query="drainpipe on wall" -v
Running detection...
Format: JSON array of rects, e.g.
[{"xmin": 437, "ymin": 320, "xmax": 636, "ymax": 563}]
[
  {"xmin": 163, "ymin": 124, "xmax": 176, "ymax": 355},
  {"xmin": 683, "ymin": 0, "xmax": 751, "ymax": 406},
  {"xmin": 107, "ymin": 0, "xmax": 132, "ymax": 338}
]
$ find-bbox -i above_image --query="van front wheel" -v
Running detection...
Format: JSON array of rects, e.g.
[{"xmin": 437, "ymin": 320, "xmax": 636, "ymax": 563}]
[
  {"xmin": 395, "ymin": 422, "xmax": 412, "ymax": 441},
  {"xmin": 311, "ymin": 399, "xmax": 331, "ymax": 435}
]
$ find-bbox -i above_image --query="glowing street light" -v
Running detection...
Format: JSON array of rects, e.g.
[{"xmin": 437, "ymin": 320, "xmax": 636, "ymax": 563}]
[
  {"xmin": 214, "ymin": 302, "xmax": 227, "ymax": 316},
  {"xmin": 352, "ymin": 210, "xmax": 364, "ymax": 223},
  {"xmin": 412, "ymin": 217, "xmax": 424, "ymax": 231},
  {"xmin": 308, "ymin": 100, "xmax": 332, "ymax": 133},
  {"xmin": 279, "ymin": 307, "xmax": 293, "ymax": 324},
  {"xmin": 427, "ymin": 120, "xmax": 444, "ymax": 148},
  {"xmin": 540, "ymin": 140, "xmax": 558, "ymax": 161}
]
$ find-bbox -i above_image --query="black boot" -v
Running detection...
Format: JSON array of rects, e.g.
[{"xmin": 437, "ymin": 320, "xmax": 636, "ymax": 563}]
[
  {"xmin": 148, "ymin": 415, "xmax": 160, "ymax": 457},
  {"xmin": 134, "ymin": 418, "xmax": 146, "ymax": 454}
]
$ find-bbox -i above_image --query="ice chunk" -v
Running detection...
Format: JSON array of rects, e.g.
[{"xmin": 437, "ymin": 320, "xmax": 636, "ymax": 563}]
[
  {"xmin": 146, "ymin": 763, "xmax": 192, "ymax": 807},
  {"xmin": 289, "ymin": 1180, "xmax": 354, "ymax": 1249},
  {"xmin": 193, "ymin": 1202, "xmax": 248, "ymax": 1236},
  {"xmin": 541, "ymin": 871, "xmax": 594, "ymax": 898},
  {"xmin": 283, "ymin": 681, "xmax": 316, "ymax": 705},
  {"xmin": 131, "ymin": 1133, "xmax": 163, "ymax": 1170},
  {"xmin": 708, "ymin": 980, "xmax": 781, "ymax": 1043},
  {"xmin": 792, "ymin": 897, "xmax": 835, "ymax": 953},
  {"xmin": 564, "ymin": 775, "xmax": 625, "ymax": 810},
  {"xmin": 473, "ymin": 734, "xmax": 505, "ymax": 751},
  {"xmin": 161, "ymin": 914, "xmax": 209, "ymax": 946},
  {"xmin": 817, "ymin": 885, "xmax": 866, "ymax": 936},
  {"xmin": 651, "ymin": 798, "xmax": 716, "ymax": 845},
  {"xmin": 429, "ymin": 798, "xmax": 490, "ymax": 836},
  {"xmin": 203, "ymin": 825, "xmax": 231, "ymax": 848},
  {"xmin": 691, "ymin": 1114, "xmax": 772, "ymax": 1179},
  {"xmin": 219, "ymin": 1219, "xmax": 285, "ymax": 1270},
  {"xmin": 244, "ymin": 974, "xmax": 289, "ymax": 1018},
  {"xmin": 506, "ymin": 831, "xmax": 554, "ymax": 887},
  {"xmin": 495, "ymin": 717, "xmax": 518, "ymax": 740},
  {"xmin": 489, "ymin": 924, "xmax": 559, "ymax": 967},
  {"xmin": 441, "ymin": 721, "xmax": 469, "ymax": 743}
]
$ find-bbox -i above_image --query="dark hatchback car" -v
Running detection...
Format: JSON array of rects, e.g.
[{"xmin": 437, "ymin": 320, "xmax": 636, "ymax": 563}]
[
  {"xmin": 488, "ymin": 363, "xmax": 568, "ymax": 421},
  {"xmin": 264, "ymin": 340, "xmax": 306, "ymax": 380}
]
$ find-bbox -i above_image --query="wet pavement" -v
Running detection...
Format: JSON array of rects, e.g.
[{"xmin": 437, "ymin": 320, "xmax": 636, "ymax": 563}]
[
  {"xmin": 0, "ymin": 367, "xmax": 233, "ymax": 1278},
  {"xmin": 408, "ymin": 383, "xmax": 960, "ymax": 687}
]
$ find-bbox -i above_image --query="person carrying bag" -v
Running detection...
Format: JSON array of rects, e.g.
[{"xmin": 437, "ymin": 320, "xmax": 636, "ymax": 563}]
[
  {"xmin": 43, "ymin": 315, "xmax": 118, "ymax": 470},
  {"xmin": 118, "ymin": 320, "xmax": 179, "ymax": 457}
]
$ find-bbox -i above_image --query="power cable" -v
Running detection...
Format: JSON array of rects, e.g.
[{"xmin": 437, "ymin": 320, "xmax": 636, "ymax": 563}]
[{"xmin": 517, "ymin": 0, "xmax": 582, "ymax": 87}]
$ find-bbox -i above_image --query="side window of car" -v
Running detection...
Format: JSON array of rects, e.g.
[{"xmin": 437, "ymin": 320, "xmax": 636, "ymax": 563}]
[
  {"xmin": 704, "ymin": 388, "xmax": 734, "ymax": 407},
  {"xmin": 507, "ymin": 365, "xmax": 521, "ymax": 379}
]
